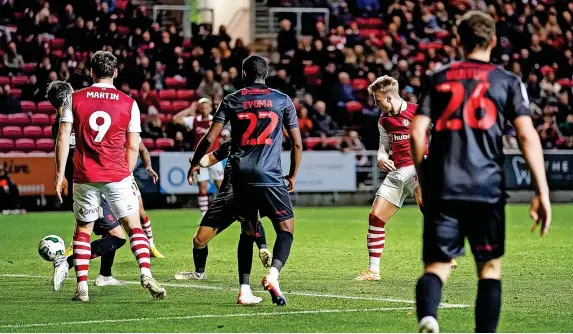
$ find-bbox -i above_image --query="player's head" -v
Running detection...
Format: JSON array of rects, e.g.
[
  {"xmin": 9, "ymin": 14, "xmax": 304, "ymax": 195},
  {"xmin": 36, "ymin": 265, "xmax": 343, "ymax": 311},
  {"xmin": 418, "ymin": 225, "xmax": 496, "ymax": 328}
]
[
  {"xmin": 46, "ymin": 80, "xmax": 73, "ymax": 114},
  {"xmin": 242, "ymin": 55, "xmax": 268, "ymax": 85},
  {"xmin": 368, "ymin": 75, "xmax": 401, "ymax": 115},
  {"xmin": 455, "ymin": 11, "xmax": 497, "ymax": 57},
  {"xmin": 90, "ymin": 51, "xmax": 117, "ymax": 81},
  {"xmin": 197, "ymin": 97, "xmax": 213, "ymax": 116}
]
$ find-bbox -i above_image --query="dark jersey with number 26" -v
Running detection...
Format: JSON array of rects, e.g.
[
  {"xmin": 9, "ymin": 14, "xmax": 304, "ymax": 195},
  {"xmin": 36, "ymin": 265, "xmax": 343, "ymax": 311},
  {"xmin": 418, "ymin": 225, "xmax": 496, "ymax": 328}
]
[
  {"xmin": 213, "ymin": 83, "xmax": 299, "ymax": 186},
  {"xmin": 418, "ymin": 59, "xmax": 532, "ymax": 203}
]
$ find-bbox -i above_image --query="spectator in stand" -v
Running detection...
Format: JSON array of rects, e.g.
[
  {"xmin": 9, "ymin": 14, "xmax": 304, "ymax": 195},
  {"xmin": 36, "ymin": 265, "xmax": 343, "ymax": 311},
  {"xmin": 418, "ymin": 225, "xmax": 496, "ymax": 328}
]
[
  {"xmin": 340, "ymin": 130, "xmax": 368, "ymax": 166},
  {"xmin": 536, "ymin": 99, "xmax": 561, "ymax": 149},
  {"xmin": 313, "ymin": 132, "xmax": 339, "ymax": 151},
  {"xmin": 152, "ymin": 61, "xmax": 166, "ymax": 90},
  {"xmin": 197, "ymin": 69, "xmax": 223, "ymax": 101},
  {"xmin": 136, "ymin": 81, "xmax": 160, "ymax": 114},
  {"xmin": 220, "ymin": 71, "xmax": 237, "ymax": 96},
  {"xmin": 187, "ymin": 60, "xmax": 204, "ymax": 90},
  {"xmin": 0, "ymin": 164, "xmax": 25, "ymax": 215},
  {"xmin": 69, "ymin": 62, "xmax": 92, "ymax": 89},
  {"xmin": 156, "ymin": 31, "xmax": 175, "ymax": 65},
  {"xmin": 217, "ymin": 25, "xmax": 232, "ymax": 46},
  {"xmin": 58, "ymin": 63, "xmax": 71, "ymax": 82},
  {"xmin": 313, "ymin": 100, "xmax": 337, "ymax": 136},
  {"xmin": 119, "ymin": 82, "xmax": 134, "ymax": 98},
  {"xmin": 267, "ymin": 68, "xmax": 296, "ymax": 97},
  {"xmin": 142, "ymin": 106, "xmax": 166, "ymax": 140},
  {"xmin": 1, "ymin": 85, "xmax": 21, "ymax": 114},
  {"xmin": 36, "ymin": 56, "xmax": 53, "ymax": 85},
  {"xmin": 298, "ymin": 107, "xmax": 313, "ymax": 138},
  {"xmin": 21, "ymin": 75, "xmax": 41, "ymax": 102},
  {"xmin": 557, "ymin": 89, "xmax": 573, "ymax": 136},
  {"xmin": 3, "ymin": 41, "xmax": 24, "ymax": 75},
  {"xmin": 61, "ymin": 4, "xmax": 76, "ymax": 30},
  {"xmin": 233, "ymin": 38, "xmax": 250, "ymax": 68},
  {"xmin": 170, "ymin": 131, "xmax": 192, "ymax": 152},
  {"xmin": 540, "ymin": 67, "xmax": 561, "ymax": 97},
  {"xmin": 357, "ymin": 0, "xmax": 380, "ymax": 16},
  {"xmin": 132, "ymin": 55, "xmax": 154, "ymax": 89},
  {"xmin": 277, "ymin": 19, "xmax": 298, "ymax": 59}
]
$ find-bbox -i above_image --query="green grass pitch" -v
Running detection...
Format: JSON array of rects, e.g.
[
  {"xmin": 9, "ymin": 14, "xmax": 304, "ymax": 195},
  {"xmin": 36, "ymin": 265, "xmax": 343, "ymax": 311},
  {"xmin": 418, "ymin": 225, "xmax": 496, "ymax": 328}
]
[{"xmin": 0, "ymin": 205, "xmax": 572, "ymax": 332}]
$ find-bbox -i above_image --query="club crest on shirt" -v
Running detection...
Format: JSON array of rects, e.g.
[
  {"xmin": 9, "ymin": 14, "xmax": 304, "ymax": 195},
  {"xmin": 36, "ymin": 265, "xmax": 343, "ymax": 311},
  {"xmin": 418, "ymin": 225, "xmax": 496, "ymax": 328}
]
[{"xmin": 403, "ymin": 119, "xmax": 410, "ymax": 127}]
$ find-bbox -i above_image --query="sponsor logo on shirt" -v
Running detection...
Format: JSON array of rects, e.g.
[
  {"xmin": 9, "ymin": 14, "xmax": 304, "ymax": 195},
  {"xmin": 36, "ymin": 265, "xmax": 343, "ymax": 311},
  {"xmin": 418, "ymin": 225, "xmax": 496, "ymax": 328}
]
[{"xmin": 390, "ymin": 134, "xmax": 410, "ymax": 142}]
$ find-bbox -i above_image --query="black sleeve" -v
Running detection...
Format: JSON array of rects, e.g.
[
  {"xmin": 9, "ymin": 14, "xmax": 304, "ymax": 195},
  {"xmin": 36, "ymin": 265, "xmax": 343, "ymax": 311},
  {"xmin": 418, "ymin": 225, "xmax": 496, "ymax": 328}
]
[
  {"xmin": 417, "ymin": 76, "xmax": 433, "ymax": 117},
  {"xmin": 212, "ymin": 140, "xmax": 232, "ymax": 161},
  {"xmin": 505, "ymin": 75, "xmax": 532, "ymax": 122},
  {"xmin": 213, "ymin": 96, "xmax": 230, "ymax": 124},
  {"xmin": 283, "ymin": 95, "xmax": 299, "ymax": 129}
]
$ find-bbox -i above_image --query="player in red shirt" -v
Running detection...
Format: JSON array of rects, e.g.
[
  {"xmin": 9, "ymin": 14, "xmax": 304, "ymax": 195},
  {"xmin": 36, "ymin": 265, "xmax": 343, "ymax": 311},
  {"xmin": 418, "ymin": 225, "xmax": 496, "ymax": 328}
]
[
  {"xmin": 54, "ymin": 51, "xmax": 165, "ymax": 301},
  {"xmin": 355, "ymin": 76, "xmax": 455, "ymax": 281},
  {"xmin": 174, "ymin": 98, "xmax": 224, "ymax": 217}
]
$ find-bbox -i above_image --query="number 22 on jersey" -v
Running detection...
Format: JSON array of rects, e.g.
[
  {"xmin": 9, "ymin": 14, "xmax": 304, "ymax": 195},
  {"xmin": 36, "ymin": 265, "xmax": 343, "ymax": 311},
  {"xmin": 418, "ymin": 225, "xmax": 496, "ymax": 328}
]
[
  {"xmin": 238, "ymin": 111, "xmax": 278, "ymax": 146},
  {"xmin": 89, "ymin": 111, "xmax": 111, "ymax": 143},
  {"xmin": 435, "ymin": 81, "xmax": 497, "ymax": 132}
]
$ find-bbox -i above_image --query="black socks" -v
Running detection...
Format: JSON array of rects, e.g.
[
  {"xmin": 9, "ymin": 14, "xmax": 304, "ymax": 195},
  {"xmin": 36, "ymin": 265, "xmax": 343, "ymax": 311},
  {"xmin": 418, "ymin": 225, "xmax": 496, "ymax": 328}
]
[
  {"xmin": 416, "ymin": 273, "xmax": 443, "ymax": 321},
  {"xmin": 255, "ymin": 221, "xmax": 267, "ymax": 249},
  {"xmin": 237, "ymin": 233, "xmax": 255, "ymax": 285},
  {"xmin": 193, "ymin": 245, "xmax": 208, "ymax": 273},
  {"xmin": 271, "ymin": 231, "xmax": 293, "ymax": 271},
  {"xmin": 475, "ymin": 279, "xmax": 501, "ymax": 333}
]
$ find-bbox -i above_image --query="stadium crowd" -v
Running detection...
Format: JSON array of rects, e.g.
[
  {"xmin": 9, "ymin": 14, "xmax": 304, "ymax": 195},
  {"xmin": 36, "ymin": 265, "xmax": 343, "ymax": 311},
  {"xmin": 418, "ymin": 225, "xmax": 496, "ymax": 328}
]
[{"xmin": 1, "ymin": 0, "xmax": 573, "ymax": 153}]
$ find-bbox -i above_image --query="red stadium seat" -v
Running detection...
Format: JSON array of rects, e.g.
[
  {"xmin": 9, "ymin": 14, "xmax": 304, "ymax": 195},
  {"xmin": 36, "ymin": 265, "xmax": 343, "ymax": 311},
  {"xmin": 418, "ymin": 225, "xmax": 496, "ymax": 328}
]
[
  {"xmin": 2, "ymin": 126, "xmax": 23, "ymax": 138},
  {"xmin": 0, "ymin": 76, "xmax": 9, "ymax": 86},
  {"xmin": 130, "ymin": 89, "xmax": 139, "ymax": 98},
  {"xmin": 23, "ymin": 63, "xmax": 37, "ymax": 73},
  {"xmin": 43, "ymin": 126, "xmax": 52, "ymax": 138},
  {"xmin": 0, "ymin": 139, "xmax": 14, "ymax": 152},
  {"xmin": 159, "ymin": 89, "xmax": 177, "ymax": 101},
  {"xmin": 351, "ymin": 78, "xmax": 369, "ymax": 91},
  {"xmin": 160, "ymin": 101, "xmax": 173, "ymax": 113},
  {"xmin": 7, "ymin": 113, "xmax": 30, "ymax": 126},
  {"xmin": 346, "ymin": 101, "xmax": 364, "ymax": 113},
  {"xmin": 0, "ymin": 114, "xmax": 7, "ymax": 125},
  {"xmin": 356, "ymin": 18, "xmax": 369, "ymax": 27},
  {"xmin": 367, "ymin": 18, "xmax": 383, "ymax": 27},
  {"xmin": 117, "ymin": 25, "xmax": 130, "ymax": 35},
  {"xmin": 304, "ymin": 65, "xmax": 321, "ymax": 86},
  {"xmin": 11, "ymin": 76, "xmax": 28, "ymax": 87},
  {"xmin": 304, "ymin": 65, "xmax": 320, "ymax": 76},
  {"xmin": 172, "ymin": 100, "xmax": 190, "ymax": 113},
  {"xmin": 31, "ymin": 113, "xmax": 51, "ymax": 126},
  {"xmin": 23, "ymin": 126, "xmax": 44, "ymax": 138},
  {"xmin": 20, "ymin": 100, "xmax": 37, "ymax": 113},
  {"xmin": 52, "ymin": 50, "xmax": 64, "ymax": 58},
  {"xmin": 50, "ymin": 114, "xmax": 57, "ymax": 123},
  {"xmin": 165, "ymin": 77, "xmax": 187, "ymax": 88},
  {"xmin": 11, "ymin": 88, "xmax": 22, "ymax": 98},
  {"xmin": 155, "ymin": 138, "xmax": 174, "ymax": 150},
  {"xmin": 304, "ymin": 137, "xmax": 321, "ymax": 150},
  {"xmin": 14, "ymin": 138, "xmax": 35, "ymax": 152},
  {"xmin": 182, "ymin": 39, "xmax": 192, "ymax": 49},
  {"xmin": 142, "ymin": 138, "xmax": 155, "ymax": 150},
  {"xmin": 36, "ymin": 138, "xmax": 54, "ymax": 152},
  {"xmin": 151, "ymin": 149, "xmax": 164, "ymax": 153},
  {"xmin": 177, "ymin": 89, "xmax": 194, "ymax": 100},
  {"xmin": 51, "ymin": 38, "xmax": 65, "ymax": 50},
  {"xmin": 37, "ymin": 101, "xmax": 56, "ymax": 114}
]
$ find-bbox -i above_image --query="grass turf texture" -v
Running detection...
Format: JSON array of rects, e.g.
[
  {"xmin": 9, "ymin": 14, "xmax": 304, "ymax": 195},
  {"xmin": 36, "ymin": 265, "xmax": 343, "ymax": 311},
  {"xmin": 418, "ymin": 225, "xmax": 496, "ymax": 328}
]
[{"xmin": 0, "ymin": 205, "xmax": 572, "ymax": 332}]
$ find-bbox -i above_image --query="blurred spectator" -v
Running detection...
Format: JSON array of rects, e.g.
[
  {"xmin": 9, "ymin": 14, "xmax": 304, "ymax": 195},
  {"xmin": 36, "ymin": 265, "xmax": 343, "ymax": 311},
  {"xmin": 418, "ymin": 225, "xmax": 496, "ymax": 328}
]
[
  {"xmin": 220, "ymin": 71, "xmax": 237, "ymax": 96},
  {"xmin": 0, "ymin": 164, "xmax": 24, "ymax": 215},
  {"xmin": 536, "ymin": 99, "xmax": 561, "ymax": 149},
  {"xmin": 69, "ymin": 62, "xmax": 92, "ymax": 89},
  {"xmin": 313, "ymin": 132, "xmax": 339, "ymax": 151},
  {"xmin": 136, "ymin": 81, "xmax": 160, "ymax": 114},
  {"xmin": 197, "ymin": 70, "xmax": 223, "ymax": 101},
  {"xmin": 298, "ymin": 107, "xmax": 313, "ymax": 138},
  {"xmin": 340, "ymin": 130, "xmax": 368, "ymax": 166},
  {"xmin": 267, "ymin": 68, "xmax": 296, "ymax": 97},
  {"xmin": 0, "ymin": 85, "xmax": 21, "ymax": 114},
  {"xmin": 58, "ymin": 63, "xmax": 71, "ymax": 82},
  {"xmin": 187, "ymin": 60, "xmax": 204, "ymax": 90},
  {"xmin": 119, "ymin": 82, "xmax": 134, "ymax": 98},
  {"xmin": 277, "ymin": 19, "xmax": 298, "ymax": 59},
  {"xmin": 217, "ymin": 25, "xmax": 232, "ymax": 46},
  {"xmin": 3, "ymin": 41, "xmax": 24, "ymax": 75},
  {"xmin": 21, "ymin": 75, "xmax": 41, "ymax": 102},
  {"xmin": 171, "ymin": 131, "xmax": 192, "ymax": 152},
  {"xmin": 133, "ymin": 56, "xmax": 154, "ymax": 89},
  {"xmin": 142, "ymin": 106, "xmax": 165, "ymax": 139},
  {"xmin": 539, "ymin": 68, "xmax": 561, "ymax": 97},
  {"xmin": 312, "ymin": 101, "xmax": 337, "ymax": 136}
]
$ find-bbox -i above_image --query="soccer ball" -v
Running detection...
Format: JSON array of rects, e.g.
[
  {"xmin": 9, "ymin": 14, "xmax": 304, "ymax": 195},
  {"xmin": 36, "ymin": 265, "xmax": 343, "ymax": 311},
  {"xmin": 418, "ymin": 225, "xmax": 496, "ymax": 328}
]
[{"xmin": 38, "ymin": 235, "xmax": 65, "ymax": 261}]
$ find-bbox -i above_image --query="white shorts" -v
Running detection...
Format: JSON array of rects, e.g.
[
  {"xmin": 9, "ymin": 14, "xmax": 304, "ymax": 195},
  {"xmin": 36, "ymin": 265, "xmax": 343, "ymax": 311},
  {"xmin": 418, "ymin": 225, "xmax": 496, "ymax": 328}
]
[
  {"xmin": 376, "ymin": 165, "xmax": 419, "ymax": 208},
  {"xmin": 73, "ymin": 176, "xmax": 139, "ymax": 222},
  {"xmin": 131, "ymin": 175, "xmax": 141, "ymax": 197},
  {"xmin": 195, "ymin": 161, "xmax": 225, "ymax": 183}
]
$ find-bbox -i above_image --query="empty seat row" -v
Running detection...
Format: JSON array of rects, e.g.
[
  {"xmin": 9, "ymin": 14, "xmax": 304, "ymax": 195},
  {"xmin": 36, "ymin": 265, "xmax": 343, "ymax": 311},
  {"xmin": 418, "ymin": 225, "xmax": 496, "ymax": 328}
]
[
  {"xmin": 0, "ymin": 113, "xmax": 55, "ymax": 126},
  {"xmin": 0, "ymin": 125, "xmax": 52, "ymax": 139},
  {"xmin": 0, "ymin": 138, "xmax": 54, "ymax": 153},
  {"xmin": 141, "ymin": 138, "xmax": 174, "ymax": 150}
]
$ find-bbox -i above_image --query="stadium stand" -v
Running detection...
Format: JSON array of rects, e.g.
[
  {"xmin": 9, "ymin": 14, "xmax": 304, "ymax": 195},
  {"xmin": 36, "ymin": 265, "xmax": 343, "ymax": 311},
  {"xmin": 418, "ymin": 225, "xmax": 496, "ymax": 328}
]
[{"xmin": 1, "ymin": 0, "xmax": 573, "ymax": 152}]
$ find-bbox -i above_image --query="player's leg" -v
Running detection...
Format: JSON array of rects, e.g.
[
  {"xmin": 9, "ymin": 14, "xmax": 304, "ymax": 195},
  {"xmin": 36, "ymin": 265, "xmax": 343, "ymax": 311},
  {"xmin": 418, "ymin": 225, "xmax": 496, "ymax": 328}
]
[
  {"xmin": 467, "ymin": 200, "xmax": 505, "ymax": 333},
  {"xmin": 175, "ymin": 193, "xmax": 235, "ymax": 280},
  {"xmin": 356, "ymin": 171, "xmax": 401, "ymax": 280},
  {"xmin": 196, "ymin": 167, "xmax": 211, "ymax": 218},
  {"xmin": 104, "ymin": 176, "xmax": 165, "ymax": 299},
  {"xmin": 416, "ymin": 200, "xmax": 464, "ymax": 332},
  {"xmin": 260, "ymin": 186, "xmax": 294, "ymax": 306},
  {"xmin": 236, "ymin": 221, "xmax": 263, "ymax": 305},
  {"xmin": 138, "ymin": 195, "xmax": 164, "ymax": 258}
]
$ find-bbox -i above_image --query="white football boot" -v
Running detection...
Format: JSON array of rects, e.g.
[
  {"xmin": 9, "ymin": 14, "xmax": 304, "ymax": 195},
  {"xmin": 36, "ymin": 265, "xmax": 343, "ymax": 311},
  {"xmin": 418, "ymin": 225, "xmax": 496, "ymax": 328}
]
[
  {"xmin": 94, "ymin": 274, "xmax": 125, "ymax": 286},
  {"xmin": 52, "ymin": 255, "xmax": 69, "ymax": 291},
  {"xmin": 141, "ymin": 274, "xmax": 166, "ymax": 299},
  {"xmin": 419, "ymin": 316, "xmax": 439, "ymax": 333},
  {"xmin": 174, "ymin": 271, "xmax": 206, "ymax": 280}
]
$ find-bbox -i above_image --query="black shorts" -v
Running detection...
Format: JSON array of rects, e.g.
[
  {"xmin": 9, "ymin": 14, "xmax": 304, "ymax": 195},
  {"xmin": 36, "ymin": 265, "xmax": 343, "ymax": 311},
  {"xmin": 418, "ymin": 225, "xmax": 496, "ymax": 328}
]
[
  {"xmin": 423, "ymin": 199, "xmax": 505, "ymax": 263},
  {"xmin": 92, "ymin": 197, "xmax": 121, "ymax": 235},
  {"xmin": 234, "ymin": 184, "xmax": 294, "ymax": 225},
  {"xmin": 199, "ymin": 190, "xmax": 237, "ymax": 234}
]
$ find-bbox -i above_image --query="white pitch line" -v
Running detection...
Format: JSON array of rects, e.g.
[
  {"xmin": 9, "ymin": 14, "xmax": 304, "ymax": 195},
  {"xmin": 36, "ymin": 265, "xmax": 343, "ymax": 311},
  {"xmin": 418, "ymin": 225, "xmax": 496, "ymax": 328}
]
[
  {"xmin": 0, "ymin": 307, "xmax": 414, "ymax": 329},
  {"xmin": 0, "ymin": 273, "xmax": 469, "ymax": 308}
]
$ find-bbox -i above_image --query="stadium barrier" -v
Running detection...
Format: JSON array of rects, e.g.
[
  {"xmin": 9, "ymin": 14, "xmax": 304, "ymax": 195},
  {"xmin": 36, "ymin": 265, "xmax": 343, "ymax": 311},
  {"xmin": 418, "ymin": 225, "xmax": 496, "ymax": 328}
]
[{"xmin": 1, "ymin": 150, "xmax": 572, "ymax": 209}]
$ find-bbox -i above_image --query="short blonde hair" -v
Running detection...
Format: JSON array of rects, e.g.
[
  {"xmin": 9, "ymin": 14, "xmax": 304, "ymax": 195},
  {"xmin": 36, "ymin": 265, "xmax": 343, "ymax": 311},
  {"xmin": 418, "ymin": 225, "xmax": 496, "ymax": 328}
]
[{"xmin": 368, "ymin": 75, "xmax": 399, "ymax": 96}]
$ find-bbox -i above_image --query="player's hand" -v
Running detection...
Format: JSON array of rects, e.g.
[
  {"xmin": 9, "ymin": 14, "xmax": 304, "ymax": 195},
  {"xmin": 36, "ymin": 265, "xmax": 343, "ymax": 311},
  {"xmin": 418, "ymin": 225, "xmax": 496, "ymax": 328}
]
[
  {"xmin": 378, "ymin": 157, "xmax": 396, "ymax": 172},
  {"xmin": 146, "ymin": 167, "xmax": 159, "ymax": 184},
  {"xmin": 187, "ymin": 164, "xmax": 200, "ymax": 185},
  {"xmin": 55, "ymin": 176, "xmax": 66, "ymax": 204},
  {"xmin": 284, "ymin": 175, "xmax": 295, "ymax": 192},
  {"xmin": 529, "ymin": 193, "xmax": 552, "ymax": 237}
]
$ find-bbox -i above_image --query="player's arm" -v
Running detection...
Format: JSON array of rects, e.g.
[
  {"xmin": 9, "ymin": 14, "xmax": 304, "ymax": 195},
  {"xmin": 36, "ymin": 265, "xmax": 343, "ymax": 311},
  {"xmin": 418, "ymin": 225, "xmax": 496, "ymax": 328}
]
[
  {"xmin": 377, "ymin": 123, "xmax": 395, "ymax": 172},
  {"xmin": 285, "ymin": 96, "xmax": 303, "ymax": 192},
  {"xmin": 410, "ymin": 115, "xmax": 431, "ymax": 181},
  {"xmin": 199, "ymin": 140, "xmax": 231, "ymax": 167},
  {"xmin": 55, "ymin": 121, "xmax": 72, "ymax": 203},
  {"xmin": 127, "ymin": 101, "xmax": 143, "ymax": 172},
  {"xmin": 139, "ymin": 140, "xmax": 158, "ymax": 183}
]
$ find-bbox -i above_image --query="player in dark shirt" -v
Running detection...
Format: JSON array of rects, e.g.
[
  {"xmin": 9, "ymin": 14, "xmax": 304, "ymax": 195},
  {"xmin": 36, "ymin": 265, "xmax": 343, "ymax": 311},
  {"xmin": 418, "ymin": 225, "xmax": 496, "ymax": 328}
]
[
  {"xmin": 410, "ymin": 11, "xmax": 551, "ymax": 333},
  {"xmin": 175, "ymin": 139, "xmax": 274, "ymax": 305},
  {"xmin": 188, "ymin": 55, "xmax": 303, "ymax": 306}
]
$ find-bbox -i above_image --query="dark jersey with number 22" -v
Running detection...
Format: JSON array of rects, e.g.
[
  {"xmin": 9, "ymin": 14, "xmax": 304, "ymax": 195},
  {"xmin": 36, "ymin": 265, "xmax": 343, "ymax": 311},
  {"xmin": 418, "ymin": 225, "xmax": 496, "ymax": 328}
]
[
  {"xmin": 213, "ymin": 83, "xmax": 299, "ymax": 186},
  {"xmin": 418, "ymin": 59, "xmax": 532, "ymax": 203}
]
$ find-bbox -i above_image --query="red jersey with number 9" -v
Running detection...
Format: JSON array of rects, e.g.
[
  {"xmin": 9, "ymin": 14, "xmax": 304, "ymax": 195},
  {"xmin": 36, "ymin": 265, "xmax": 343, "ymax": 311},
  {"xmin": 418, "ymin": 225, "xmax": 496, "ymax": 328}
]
[{"xmin": 61, "ymin": 83, "xmax": 141, "ymax": 183}]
